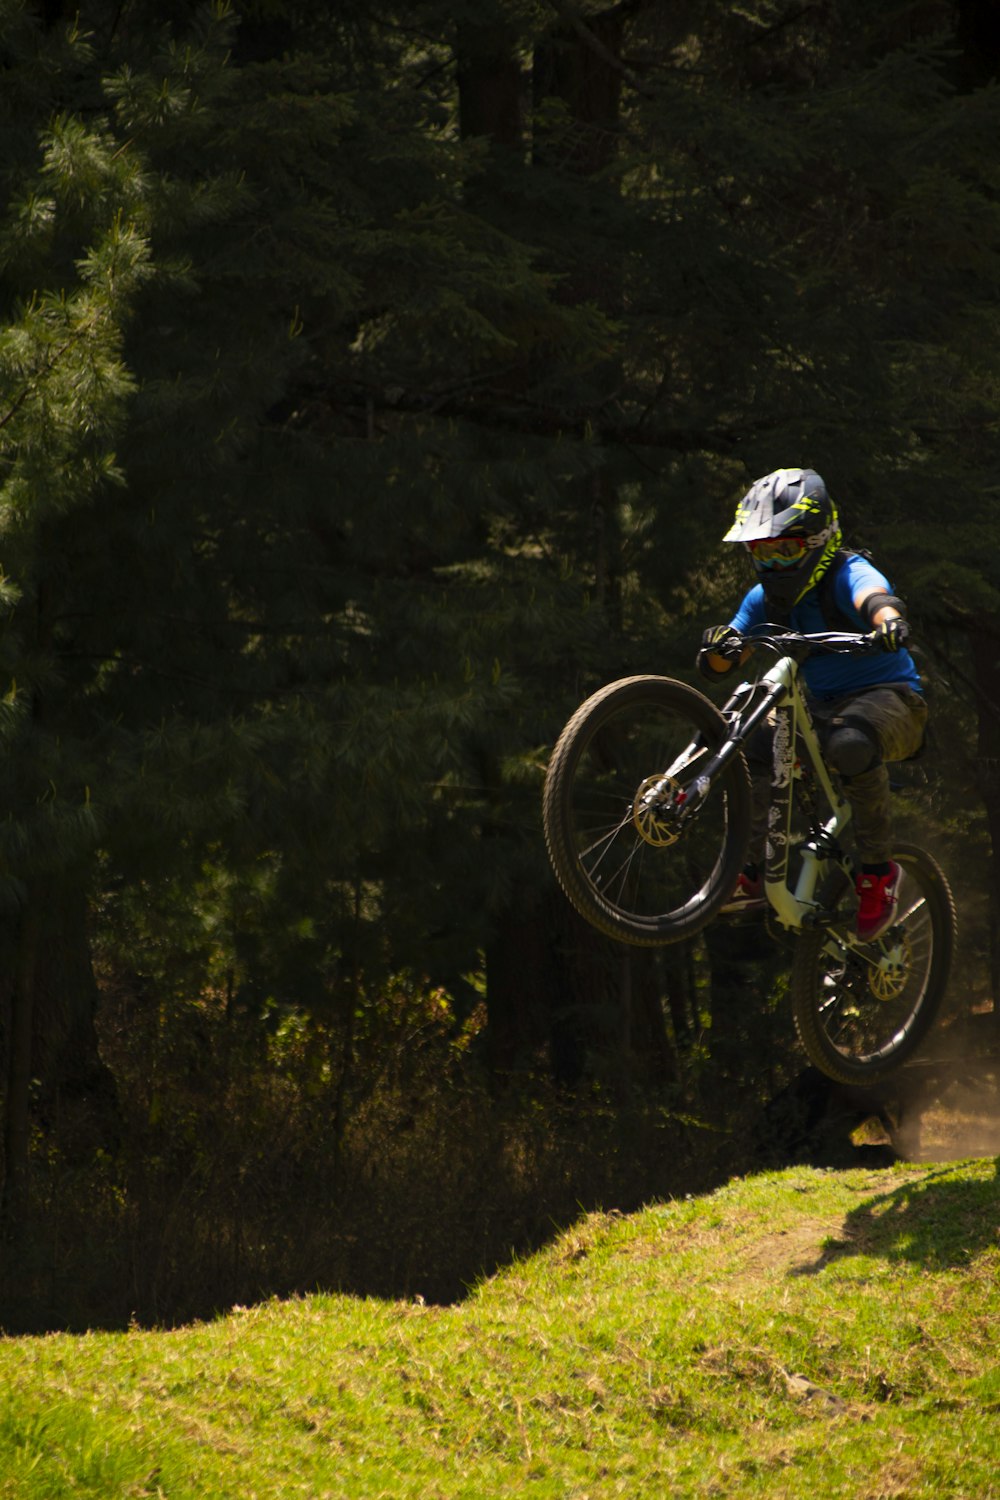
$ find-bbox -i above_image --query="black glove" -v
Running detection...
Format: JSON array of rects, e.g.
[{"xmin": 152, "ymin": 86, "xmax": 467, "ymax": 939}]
[
  {"xmin": 700, "ymin": 625, "xmax": 744, "ymax": 661},
  {"xmin": 697, "ymin": 625, "xmax": 745, "ymax": 681},
  {"xmin": 876, "ymin": 616, "xmax": 910, "ymax": 653}
]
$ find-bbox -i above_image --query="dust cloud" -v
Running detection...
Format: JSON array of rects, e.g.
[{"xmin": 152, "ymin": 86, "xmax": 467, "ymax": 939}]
[{"xmin": 894, "ymin": 1064, "xmax": 1000, "ymax": 1163}]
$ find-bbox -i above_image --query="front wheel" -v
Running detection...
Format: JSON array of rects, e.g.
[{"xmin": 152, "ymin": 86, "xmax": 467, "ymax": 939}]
[
  {"xmin": 542, "ymin": 675, "xmax": 751, "ymax": 946},
  {"xmin": 790, "ymin": 842, "xmax": 956, "ymax": 1085}
]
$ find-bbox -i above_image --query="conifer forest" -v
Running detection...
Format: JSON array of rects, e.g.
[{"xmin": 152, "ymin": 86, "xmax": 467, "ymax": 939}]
[{"xmin": 1, "ymin": 0, "xmax": 999, "ymax": 1328}]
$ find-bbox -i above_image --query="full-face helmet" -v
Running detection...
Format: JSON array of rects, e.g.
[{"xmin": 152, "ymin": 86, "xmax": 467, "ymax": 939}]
[{"xmin": 723, "ymin": 467, "xmax": 842, "ymax": 609}]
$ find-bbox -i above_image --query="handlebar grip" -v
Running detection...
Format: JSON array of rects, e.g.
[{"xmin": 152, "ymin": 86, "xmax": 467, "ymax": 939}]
[{"xmin": 718, "ymin": 635, "xmax": 746, "ymax": 661}]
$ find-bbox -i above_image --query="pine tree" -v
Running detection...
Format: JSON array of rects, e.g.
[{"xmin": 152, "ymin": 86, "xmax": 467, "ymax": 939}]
[
  {"xmin": 0, "ymin": 10, "xmax": 162, "ymax": 1219},
  {"xmin": 4, "ymin": 0, "xmax": 1000, "ymax": 1236},
  {"xmin": 0, "ymin": 0, "xmax": 632, "ymax": 1219}
]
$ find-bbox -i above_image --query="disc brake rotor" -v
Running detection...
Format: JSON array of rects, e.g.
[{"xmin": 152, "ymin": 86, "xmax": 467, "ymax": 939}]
[
  {"xmin": 632, "ymin": 773, "xmax": 683, "ymax": 847},
  {"xmin": 868, "ymin": 933, "xmax": 911, "ymax": 1002}
]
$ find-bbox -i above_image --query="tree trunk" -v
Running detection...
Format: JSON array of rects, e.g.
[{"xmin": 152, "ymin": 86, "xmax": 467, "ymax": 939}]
[
  {"xmin": 970, "ymin": 616, "xmax": 1000, "ymax": 1025},
  {"xmin": 456, "ymin": 21, "xmax": 523, "ymax": 150},
  {"xmin": 1, "ymin": 900, "xmax": 41, "ymax": 1233},
  {"xmin": 1, "ymin": 883, "xmax": 119, "ymax": 1235},
  {"xmin": 464, "ymin": 9, "xmax": 655, "ymax": 1085},
  {"xmin": 485, "ymin": 887, "xmax": 674, "ymax": 1087},
  {"xmin": 953, "ymin": 0, "xmax": 1000, "ymax": 89},
  {"xmin": 533, "ymin": 5, "xmax": 626, "ymax": 314},
  {"xmin": 533, "ymin": 7, "xmax": 625, "ymax": 178}
]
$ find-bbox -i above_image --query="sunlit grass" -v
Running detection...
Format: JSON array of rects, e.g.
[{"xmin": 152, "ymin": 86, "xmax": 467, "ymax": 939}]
[{"xmin": 2, "ymin": 1160, "xmax": 997, "ymax": 1497}]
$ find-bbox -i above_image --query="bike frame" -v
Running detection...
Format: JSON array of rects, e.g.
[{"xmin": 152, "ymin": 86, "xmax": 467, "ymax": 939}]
[
  {"xmin": 544, "ymin": 632, "xmax": 950, "ymax": 1083},
  {"xmin": 718, "ymin": 653, "xmax": 852, "ymax": 933}
]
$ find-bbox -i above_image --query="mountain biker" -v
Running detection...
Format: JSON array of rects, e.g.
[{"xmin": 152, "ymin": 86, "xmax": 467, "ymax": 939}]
[{"xmin": 696, "ymin": 467, "xmax": 927, "ymax": 942}]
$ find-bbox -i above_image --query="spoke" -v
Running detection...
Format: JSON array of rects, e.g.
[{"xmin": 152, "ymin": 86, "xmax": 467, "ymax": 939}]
[
  {"xmin": 820, "ymin": 938, "xmax": 931, "ymax": 1057},
  {"xmin": 578, "ymin": 809, "xmax": 635, "ymax": 869},
  {"xmin": 601, "ymin": 836, "xmax": 649, "ymax": 905},
  {"xmin": 552, "ymin": 685, "xmax": 735, "ymax": 931},
  {"xmin": 792, "ymin": 850, "xmax": 948, "ymax": 1078}
]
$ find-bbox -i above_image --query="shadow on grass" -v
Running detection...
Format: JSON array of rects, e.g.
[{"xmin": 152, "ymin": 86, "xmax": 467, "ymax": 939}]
[{"xmin": 798, "ymin": 1159, "xmax": 1000, "ymax": 1274}]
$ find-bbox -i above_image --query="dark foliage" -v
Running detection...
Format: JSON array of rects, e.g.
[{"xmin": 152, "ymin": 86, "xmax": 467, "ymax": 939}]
[{"xmin": 0, "ymin": 0, "xmax": 997, "ymax": 1322}]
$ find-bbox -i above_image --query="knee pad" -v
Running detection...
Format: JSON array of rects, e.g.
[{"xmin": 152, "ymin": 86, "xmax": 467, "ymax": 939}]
[{"xmin": 825, "ymin": 721, "xmax": 881, "ymax": 779}]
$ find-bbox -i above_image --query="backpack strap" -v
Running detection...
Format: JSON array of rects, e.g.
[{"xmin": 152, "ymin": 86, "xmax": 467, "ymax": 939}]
[
  {"xmin": 816, "ymin": 548, "xmax": 872, "ymax": 632},
  {"xmin": 762, "ymin": 548, "xmax": 873, "ymax": 630}
]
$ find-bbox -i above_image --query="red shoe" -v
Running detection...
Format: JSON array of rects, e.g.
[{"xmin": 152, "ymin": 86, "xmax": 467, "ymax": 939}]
[
  {"xmin": 720, "ymin": 871, "xmax": 767, "ymax": 915},
  {"xmin": 855, "ymin": 862, "xmax": 902, "ymax": 942}
]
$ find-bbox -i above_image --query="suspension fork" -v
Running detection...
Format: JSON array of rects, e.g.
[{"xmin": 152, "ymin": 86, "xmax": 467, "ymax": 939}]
[{"xmin": 671, "ymin": 675, "xmax": 787, "ymax": 821}]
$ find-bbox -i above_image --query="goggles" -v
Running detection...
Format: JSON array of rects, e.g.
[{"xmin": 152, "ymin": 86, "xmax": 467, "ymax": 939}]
[{"xmin": 747, "ymin": 535, "xmax": 809, "ymax": 569}]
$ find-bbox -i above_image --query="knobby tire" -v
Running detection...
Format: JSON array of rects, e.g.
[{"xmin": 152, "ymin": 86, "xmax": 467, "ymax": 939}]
[
  {"xmin": 790, "ymin": 842, "xmax": 956, "ymax": 1085},
  {"xmin": 542, "ymin": 675, "xmax": 751, "ymax": 946}
]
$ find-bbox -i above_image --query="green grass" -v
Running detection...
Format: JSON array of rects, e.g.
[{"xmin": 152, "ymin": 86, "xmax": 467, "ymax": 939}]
[{"xmin": 2, "ymin": 1160, "xmax": 998, "ymax": 1497}]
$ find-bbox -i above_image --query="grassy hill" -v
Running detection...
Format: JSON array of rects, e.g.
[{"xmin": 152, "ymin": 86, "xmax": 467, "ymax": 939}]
[{"xmin": 1, "ymin": 1159, "xmax": 997, "ymax": 1498}]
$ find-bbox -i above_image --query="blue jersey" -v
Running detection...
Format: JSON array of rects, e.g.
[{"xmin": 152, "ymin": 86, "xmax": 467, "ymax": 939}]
[{"xmin": 729, "ymin": 553, "xmax": 923, "ymax": 700}]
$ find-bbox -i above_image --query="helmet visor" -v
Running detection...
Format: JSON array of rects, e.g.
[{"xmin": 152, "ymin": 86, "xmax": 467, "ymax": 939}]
[{"xmin": 748, "ymin": 535, "xmax": 809, "ymax": 569}]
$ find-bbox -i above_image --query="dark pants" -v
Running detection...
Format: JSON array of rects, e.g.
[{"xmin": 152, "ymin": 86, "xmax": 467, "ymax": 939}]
[{"xmin": 745, "ymin": 685, "xmax": 928, "ymax": 868}]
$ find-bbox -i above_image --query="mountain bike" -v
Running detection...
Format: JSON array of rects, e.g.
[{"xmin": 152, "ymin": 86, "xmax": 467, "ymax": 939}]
[{"xmin": 542, "ymin": 628, "xmax": 956, "ymax": 1086}]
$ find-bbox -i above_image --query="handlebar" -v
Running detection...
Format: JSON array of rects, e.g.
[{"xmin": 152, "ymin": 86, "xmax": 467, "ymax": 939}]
[{"xmin": 737, "ymin": 626, "xmax": 882, "ymax": 659}]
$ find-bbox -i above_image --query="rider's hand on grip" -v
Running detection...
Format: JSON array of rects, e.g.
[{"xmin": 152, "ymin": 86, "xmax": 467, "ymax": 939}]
[
  {"xmin": 700, "ymin": 625, "xmax": 744, "ymax": 660},
  {"xmin": 876, "ymin": 616, "xmax": 910, "ymax": 653}
]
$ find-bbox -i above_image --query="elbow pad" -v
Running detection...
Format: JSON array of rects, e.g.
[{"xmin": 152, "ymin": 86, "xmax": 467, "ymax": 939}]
[{"xmin": 860, "ymin": 592, "xmax": 907, "ymax": 628}]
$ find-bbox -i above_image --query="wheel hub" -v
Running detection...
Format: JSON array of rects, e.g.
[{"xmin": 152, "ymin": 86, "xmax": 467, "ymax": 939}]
[
  {"xmin": 632, "ymin": 773, "xmax": 683, "ymax": 847},
  {"xmin": 868, "ymin": 933, "xmax": 911, "ymax": 1002}
]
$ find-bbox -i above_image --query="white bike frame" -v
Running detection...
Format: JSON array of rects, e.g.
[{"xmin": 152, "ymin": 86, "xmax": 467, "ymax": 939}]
[
  {"xmin": 758, "ymin": 655, "xmax": 852, "ymax": 932},
  {"xmin": 716, "ymin": 652, "xmax": 853, "ymax": 934}
]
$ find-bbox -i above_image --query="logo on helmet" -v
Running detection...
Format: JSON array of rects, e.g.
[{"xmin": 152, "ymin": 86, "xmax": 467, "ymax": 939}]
[{"xmin": 724, "ymin": 468, "xmax": 842, "ymax": 608}]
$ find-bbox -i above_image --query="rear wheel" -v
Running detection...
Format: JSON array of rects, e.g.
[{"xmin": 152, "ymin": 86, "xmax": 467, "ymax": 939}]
[
  {"xmin": 790, "ymin": 842, "xmax": 955, "ymax": 1085},
  {"xmin": 542, "ymin": 675, "xmax": 751, "ymax": 946}
]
